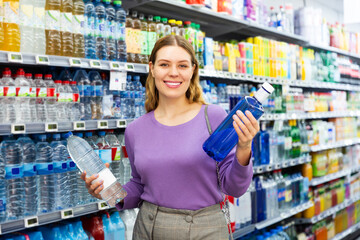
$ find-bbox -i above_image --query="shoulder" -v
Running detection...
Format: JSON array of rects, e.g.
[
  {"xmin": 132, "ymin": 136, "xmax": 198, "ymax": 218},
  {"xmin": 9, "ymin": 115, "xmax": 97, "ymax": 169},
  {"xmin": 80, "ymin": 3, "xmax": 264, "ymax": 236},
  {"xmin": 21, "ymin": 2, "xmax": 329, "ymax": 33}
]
[
  {"xmin": 206, "ymin": 104, "xmax": 227, "ymax": 122},
  {"xmin": 125, "ymin": 111, "xmax": 153, "ymax": 138}
]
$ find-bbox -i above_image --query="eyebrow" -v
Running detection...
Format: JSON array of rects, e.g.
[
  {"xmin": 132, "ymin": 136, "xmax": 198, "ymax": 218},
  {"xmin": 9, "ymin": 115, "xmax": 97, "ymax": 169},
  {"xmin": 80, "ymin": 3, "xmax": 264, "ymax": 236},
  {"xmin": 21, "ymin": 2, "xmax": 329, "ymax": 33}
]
[{"xmin": 157, "ymin": 59, "xmax": 191, "ymax": 63}]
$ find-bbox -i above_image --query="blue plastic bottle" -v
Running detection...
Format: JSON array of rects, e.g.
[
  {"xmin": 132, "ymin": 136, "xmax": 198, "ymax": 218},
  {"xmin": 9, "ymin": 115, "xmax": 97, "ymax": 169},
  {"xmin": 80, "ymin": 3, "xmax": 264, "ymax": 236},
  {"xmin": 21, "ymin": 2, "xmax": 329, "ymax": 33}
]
[
  {"xmin": 203, "ymin": 82, "xmax": 274, "ymax": 162},
  {"xmin": 114, "ymin": 0, "xmax": 127, "ymax": 62},
  {"xmin": 84, "ymin": 0, "xmax": 97, "ymax": 59},
  {"xmin": 95, "ymin": 0, "xmax": 107, "ymax": 60},
  {"xmin": 260, "ymin": 122, "xmax": 270, "ymax": 165},
  {"xmin": 0, "ymin": 152, "xmax": 5, "ymax": 223},
  {"xmin": 104, "ymin": 0, "xmax": 116, "ymax": 61},
  {"xmin": 110, "ymin": 212, "xmax": 126, "ymax": 240},
  {"xmin": 133, "ymin": 75, "xmax": 142, "ymax": 118}
]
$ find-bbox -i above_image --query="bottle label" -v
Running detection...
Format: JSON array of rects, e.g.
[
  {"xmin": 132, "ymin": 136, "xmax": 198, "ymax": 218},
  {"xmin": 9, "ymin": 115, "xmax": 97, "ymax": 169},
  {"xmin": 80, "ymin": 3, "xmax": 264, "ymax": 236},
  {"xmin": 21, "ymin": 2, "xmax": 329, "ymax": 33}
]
[
  {"xmin": 4, "ymin": 1, "xmax": 19, "ymax": 24},
  {"xmin": 60, "ymin": 12, "xmax": 73, "ymax": 32},
  {"xmin": 91, "ymin": 85, "xmax": 103, "ymax": 97},
  {"xmin": 23, "ymin": 163, "xmax": 37, "ymax": 177},
  {"xmin": 16, "ymin": 87, "xmax": 30, "ymax": 97},
  {"xmin": 36, "ymin": 163, "xmax": 54, "ymax": 175},
  {"xmin": 29, "ymin": 87, "xmax": 36, "ymax": 98},
  {"xmin": 117, "ymin": 24, "xmax": 125, "ymax": 41},
  {"xmin": 284, "ymin": 137, "xmax": 292, "ymax": 150},
  {"xmin": 132, "ymin": 29, "xmax": 141, "ymax": 54},
  {"xmin": 67, "ymin": 160, "xmax": 76, "ymax": 171},
  {"xmin": 37, "ymin": 87, "xmax": 47, "ymax": 98},
  {"xmin": 126, "ymin": 28, "xmax": 133, "ymax": 53},
  {"xmin": 92, "ymin": 168, "xmax": 116, "ymax": 190},
  {"xmin": 112, "ymin": 147, "xmax": 121, "ymax": 161},
  {"xmin": 0, "ymin": 198, "xmax": 6, "ymax": 212},
  {"xmin": 141, "ymin": 31, "xmax": 148, "ymax": 55},
  {"xmin": 278, "ymin": 188, "xmax": 285, "ymax": 202},
  {"xmin": 97, "ymin": 19, "xmax": 106, "ymax": 37},
  {"xmin": 285, "ymin": 189, "xmax": 293, "ymax": 202},
  {"xmin": 19, "ymin": 4, "xmax": 33, "ymax": 27},
  {"xmin": 106, "ymin": 20, "xmax": 115, "ymax": 39},
  {"xmin": 57, "ymin": 93, "xmax": 68, "ymax": 102},
  {"xmin": 85, "ymin": 16, "xmax": 95, "ymax": 37},
  {"xmin": 5, "ymin": 165, "xmax": 24, "ymax": 179},
  {"xmin": 53, "ymin": 161, "xmax": 67, "ymax": 173},
  {"xmin": 73, "ymin": 14, "xmax": 84, "ymax": 34},
  {"xmin": 73, "ymin": 93, "xmax": 80, "ymax": 102},
  {"xmin": 47, "ymin": 87, "xmax": 55, "ymax": 97},
  {"xmin": 78, "ymin": 85, "xmax": 92, "ymax": 97},
  {"xmin": 0, "ymin": 87, "xmax": 4, "ymax": 97},
  {"xmin": 45, "ymin": 10, "xmax": 60, "ymax": 31},
  {"xmin": 4, "ymin": 86, "xmax": 16, "ymax": 97},
  {"xmin": 148, "ymin": 32, "xmax": 157, "ymax": 56},
  {"xmin": 99, "ymin": 149, "xmax": 112, "ymax": 164},
  {"xmin": 34, "ymin": 7, "xmax": 45, "ymax": 28}
]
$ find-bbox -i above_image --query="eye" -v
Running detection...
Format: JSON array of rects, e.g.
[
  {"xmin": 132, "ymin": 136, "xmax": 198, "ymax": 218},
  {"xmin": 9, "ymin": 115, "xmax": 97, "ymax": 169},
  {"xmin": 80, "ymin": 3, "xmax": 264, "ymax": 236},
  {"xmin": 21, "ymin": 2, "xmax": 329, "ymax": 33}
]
[
  {"xmin": 159, "ymin": 63, "xmax": 168, "ymax": 67},
  {"xmin": 179, "ymin": 64, "xmax": 189, "ymax": 68}
]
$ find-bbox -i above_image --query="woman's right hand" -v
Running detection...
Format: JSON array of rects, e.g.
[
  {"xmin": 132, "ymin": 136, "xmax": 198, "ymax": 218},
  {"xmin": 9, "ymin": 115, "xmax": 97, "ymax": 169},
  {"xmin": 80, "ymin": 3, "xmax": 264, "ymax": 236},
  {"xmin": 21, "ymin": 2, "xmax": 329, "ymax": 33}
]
[{"xmin": 80, "ymin": 163, "xmax": 110, "ymax": 200}]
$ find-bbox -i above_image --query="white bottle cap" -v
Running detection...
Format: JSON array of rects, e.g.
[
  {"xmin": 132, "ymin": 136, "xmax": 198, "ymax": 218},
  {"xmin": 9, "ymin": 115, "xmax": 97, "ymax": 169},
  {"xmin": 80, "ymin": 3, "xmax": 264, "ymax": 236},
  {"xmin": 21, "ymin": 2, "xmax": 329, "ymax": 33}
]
[{"xmin": 254, "ymin": 82, "xmax": 274, "ymax": 104}]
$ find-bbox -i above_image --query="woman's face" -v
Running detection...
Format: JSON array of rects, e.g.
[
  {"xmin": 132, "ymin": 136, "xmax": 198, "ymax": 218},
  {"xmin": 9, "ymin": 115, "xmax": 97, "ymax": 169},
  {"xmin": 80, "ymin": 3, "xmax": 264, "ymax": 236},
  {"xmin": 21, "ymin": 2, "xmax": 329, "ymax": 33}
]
[{"xmin": 150, "ymin": 45, "xmax": 195, "ymax": 102}]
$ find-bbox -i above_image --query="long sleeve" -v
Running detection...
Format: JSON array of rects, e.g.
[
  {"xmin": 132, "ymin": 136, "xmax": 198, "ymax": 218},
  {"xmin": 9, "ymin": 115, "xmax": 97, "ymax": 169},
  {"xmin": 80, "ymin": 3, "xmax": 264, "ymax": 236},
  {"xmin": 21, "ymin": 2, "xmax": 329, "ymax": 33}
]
[{"xmin": 115, "ymin": 126, "xmax": 145, "ymax": 211}]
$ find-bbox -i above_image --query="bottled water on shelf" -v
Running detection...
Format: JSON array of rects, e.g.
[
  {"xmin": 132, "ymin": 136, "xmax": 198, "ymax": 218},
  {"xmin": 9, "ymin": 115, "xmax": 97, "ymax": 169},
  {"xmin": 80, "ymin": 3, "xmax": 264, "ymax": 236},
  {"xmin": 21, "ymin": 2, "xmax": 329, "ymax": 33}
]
[
  {"xmin": 60, "ymin": 0, "xmax": 74, "ymax": 56},
  {"xmin": 72, "ymin": 0, "xmax": 85, "ymax": 58},
  {"xmin": 44, "ymin": 74, "xmax": 57, "ymax": 122},
  {"xmin": 63, "ymin": 80, "xmax": 73, "ymax": 121},
  {"xmin": 33, "ymin": 0, "xmax": 46, "ymax": 54},
  {"xmin": 34, "ymin": 74, "xmax": 47, "ymax": 122},
  {"xmin": 3, "ymin": 70, "xmax": 17, "ymax": 123},
  {"xmin": 84, "ymin": 0, "xmax": 96, "ymax": 59},
  {"xmin": 74, "ymin": 70, "xmax": 92, "ymax": 120},
  {"xmin": 1, "ymin": 138, "xmax": 24, "ymax": 220},
  {"xmin": 14, "ymin": 69, "xmax": 31, "ymax": 123},
  {"xmin": 17, "ymin": 135, "xmax": 38, "ymax": 217},
  {"xmin": 126, "ymin": 75, "xmax": 135, "ymax": 119},
  {"xmin": 36, "ymin": 134, "xmax": 54, "ymax": 214},
  {"xmin": 51, "ymin": 134, "xmax": 69, "ymax": 210},
  {"xmin": 105, "ymin": 130, "xmax": 122, "ymax": 181},
  {"xmin": 55, "ymin": 80, "xmax": 68, "ymax": 120},
  {"xmin": 26, "ymin": 73, "xmax": 38, "ymax": 122},
  {"xmin": 122, "ymin": 146, "xmax": 131, "ymax": 185},
  {"xmin": 19, "ymin": 0, "xmax": 35, "ymax": 53},
  {"xmin": 114, "ymin": 1, "xmax": 126, "ymax": 62},
  {"xmin": 133, "ymin": 75, "xmax": 142, "ymax": 118},
  {"xmin": 65, "ymin": 132, "xmax": 127, "ymax": 207},
  {"xmin": 105, "ymin": 0, "xmax": 116, "ymax": 61},
  {"xmin": 89, "ymin": 71, "xmax": 103, "ymax": 120},
  {"xmin": 70, "ymin": 81, "xmax": 81, "ymax": 121},
  {"xmin": 95, "ymin": 0, "xmax": 107, "ymax": 60},
  {"xmin": 67, "ymin": 133, "xmax": 79, "ymax": 207},
  {"xmin": 0, "ymin": 152, "xmax": 5, "ymax": 223}
]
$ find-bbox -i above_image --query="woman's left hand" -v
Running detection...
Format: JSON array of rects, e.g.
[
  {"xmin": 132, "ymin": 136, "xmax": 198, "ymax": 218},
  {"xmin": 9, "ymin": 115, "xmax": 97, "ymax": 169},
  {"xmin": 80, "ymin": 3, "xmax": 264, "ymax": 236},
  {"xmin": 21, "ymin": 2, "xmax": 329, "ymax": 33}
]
[{"xmin": 232, "ymin": 110, "xmax": 260, "ymax": 149}]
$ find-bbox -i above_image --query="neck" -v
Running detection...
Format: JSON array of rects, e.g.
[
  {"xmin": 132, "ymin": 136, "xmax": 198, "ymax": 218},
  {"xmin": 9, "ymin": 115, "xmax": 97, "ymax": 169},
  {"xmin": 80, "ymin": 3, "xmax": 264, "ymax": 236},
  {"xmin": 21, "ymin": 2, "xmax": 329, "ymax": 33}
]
[{"xmin": 156, "ymin": 96, "xmax": 191, "ymax": 118}]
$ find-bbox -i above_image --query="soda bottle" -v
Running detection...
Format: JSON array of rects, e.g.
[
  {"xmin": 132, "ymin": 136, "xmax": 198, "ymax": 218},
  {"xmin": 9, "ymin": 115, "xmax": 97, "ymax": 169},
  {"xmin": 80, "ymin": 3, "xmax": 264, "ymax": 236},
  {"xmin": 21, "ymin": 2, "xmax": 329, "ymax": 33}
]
[
  {"xmin": 139, "ymin": 13, "xmax": 148, "ymax": 64},
  {"xmin": 114, "ymin": 0, "xmax": 126, "ymax": 62},
  {"xmin": 3, "ymin": 0, "xmax": 21, "ymax": 52},
  {"xmin": 95, "ymin": 0, "xmax": 106, "ymax": 60},
  {"xmin": 176, "ymin": 20, "xmax": 185, "ymax": 37},
  {"xmin": 154, "ymin": 16, "xmax": 164, "ymax": 40},
  {"xmin": 65, "ymin": 132, "xmax": 127, "ymax": 207},
  {"xmin": 104, "ymin": 0, "xmax": 116, "ymax": 61},
  {"xmin": 19, "ymin": 0, "xmax": 34, "ymax": 53},
  {"xmin": 169, "ymin": 19, "xmax": 178, "ymax": 35},
  {"xmin": 203, "ymin": 82, "xmax": 274, "ymax": 162},
  {"xmin": 132, "ymin": 11, "xmax": 141, "ymax": 63},
  {"xmin": 125, "ymin": 10, "xmax": 133, "ymax": 62},
  {"xmin": 84, "ymin": 0, "xmax": 96, "ymax": 59},
  {"xmin": 33, "ymin": 0, "xmax": 46, "ymax": 54},
  {"xmin": 45, "ymin": 0, "xmax": 61, "ymax": 55},
  {"xmin": 147, "ymin": 15, "xmax": 156, "ymax": 55},
  {"xmin": 72, "ymin": 0, "xmax": 85, "ymax": 58}
]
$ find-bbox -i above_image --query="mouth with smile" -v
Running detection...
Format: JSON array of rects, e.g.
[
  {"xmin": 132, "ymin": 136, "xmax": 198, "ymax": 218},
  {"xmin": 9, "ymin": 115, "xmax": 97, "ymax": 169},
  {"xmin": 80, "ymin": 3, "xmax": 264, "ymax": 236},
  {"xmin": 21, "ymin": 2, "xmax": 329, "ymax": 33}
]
[{"xmin": 164, "ymin": 81, "xmax": 183, "ymax": 88}]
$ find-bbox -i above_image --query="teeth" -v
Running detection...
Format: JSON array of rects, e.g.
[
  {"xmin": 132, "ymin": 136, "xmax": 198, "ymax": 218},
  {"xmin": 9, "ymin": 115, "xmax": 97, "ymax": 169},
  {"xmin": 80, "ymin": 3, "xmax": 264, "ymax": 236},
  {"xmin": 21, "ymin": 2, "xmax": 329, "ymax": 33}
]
[{"xmin": 165, "ymin": 82, "xmax": 181, "ymax": 86}]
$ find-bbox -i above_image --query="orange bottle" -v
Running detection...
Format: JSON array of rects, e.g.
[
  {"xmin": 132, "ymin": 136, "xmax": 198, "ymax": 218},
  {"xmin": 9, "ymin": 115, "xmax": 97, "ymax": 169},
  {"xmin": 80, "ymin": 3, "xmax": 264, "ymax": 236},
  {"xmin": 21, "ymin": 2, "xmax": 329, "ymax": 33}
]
[
  {"xmin": 3, "ymin": 0, "xmax": 20, "ymax": 52},
  {"xmin": 302, "ymin": 163, "xmax": 313, "ymax": 182}
]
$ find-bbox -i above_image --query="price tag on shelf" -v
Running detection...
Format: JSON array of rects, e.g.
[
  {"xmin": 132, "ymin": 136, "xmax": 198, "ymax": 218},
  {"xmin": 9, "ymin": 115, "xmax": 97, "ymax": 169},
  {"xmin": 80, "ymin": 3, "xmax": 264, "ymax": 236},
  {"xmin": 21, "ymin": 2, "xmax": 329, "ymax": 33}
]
[
  {"xmin": 117, "ymin": 120, "xmax": 127, "ymax": 128},
  {"xmin": 299, "ymin": 158, "xmax": 304, "ymax": 164},
  {"xmin": 98, "ymin": 201, "xmax": 109, "ymax": 210},
  {"xmin": 125, "ymin": 63, "xmax": 135, "ymax": 72},
  {"xmin": 36, "ymin": 55, "xmax": 50, "ymax": 65},
  {"xmin": 282, "ymin": 162, "xmax": 288, "ymax": 168},
  {"xmin": 239, "ymin": 74, "xmax": 245, "ymax": 79},
  {"xmin": 275, "ymin": 163, "xmax": 281, "ymax": 169},
  {"xmin": 246, "ymin": 74, "xmax": 253, "ymax": 80},
  {"xmin": 199, "ymin": 69, "xmax": 205, "ymax": 76},
  {"xmin": 61, "ymin": 209, "xmax": 74, "ymax": 219},
  {"xmin": 266, "ymin": 165, "xmax": 272, "ymax": 171},
  {"xmin": 110, "ymin": 62, "xmax": 122, "ymax": 71},
  {"xmin": 224, "ymin": 72, "xmax": 232, "ymax": 78},
  {"xmin": 290, "ymin": 160, "xmax": 296, "ymax": 166},
  {"xmin": 24, "ymin": 216, "xmax": 39, "ymax": 228},
  {"xmin": 8, "ymin": 52, "xmax": 23, "ymax": 63},
  {"xmin": 11, "ymin": 124, "xmax": 26, "ymax": 134},
  {"xmin": 73, "ymin": 121, "xmax": 86, "ymax": 131},
  {"xmin": 90, "ymin": 60, "xmax": 102, "ymax": 69},
  {"xmin": 69, "ymin": 58, "xmax": 82, "ymax": 67},
  {"xmin": 217, "ymin": 71, "xmax": 225, "ymax": 78},
  {"xmin": 45, "ymin": 123, "xmax": 58, "ymax": 132},
  {"xmin": 97, "ymin": 120, "xmax": 109, "ymax": 129}
]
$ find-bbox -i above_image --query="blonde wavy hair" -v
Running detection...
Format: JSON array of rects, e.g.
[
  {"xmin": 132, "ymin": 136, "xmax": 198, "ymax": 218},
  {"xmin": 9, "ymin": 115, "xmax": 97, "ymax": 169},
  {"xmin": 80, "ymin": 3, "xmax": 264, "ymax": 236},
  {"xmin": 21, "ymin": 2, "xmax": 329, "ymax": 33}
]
[{"xmin": 145, "ymin": 35, "xmax": 206, "ymax": 112}]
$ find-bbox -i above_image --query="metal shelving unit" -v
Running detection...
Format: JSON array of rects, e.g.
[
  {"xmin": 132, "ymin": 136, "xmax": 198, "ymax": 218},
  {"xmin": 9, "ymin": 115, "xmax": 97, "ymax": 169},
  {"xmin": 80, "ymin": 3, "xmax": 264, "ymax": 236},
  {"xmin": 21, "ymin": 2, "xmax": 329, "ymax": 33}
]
[
  {"xmin": 253, "ymin": 155, "xmax": 311, "ymax": 174},
  {"xmin": 331, "ymin": 221, "xmax": 360, "ymax": 240},
  {"xmin": 310, "ymin": 138, "xmax": 360, "ymax": 152},
  {"xmin": 309, "ymin": 165, "xmax": 360, "ymax": 187},
  {"xmin": 260, "ymin": 111, "xmax": 360, "ymax": 121}
]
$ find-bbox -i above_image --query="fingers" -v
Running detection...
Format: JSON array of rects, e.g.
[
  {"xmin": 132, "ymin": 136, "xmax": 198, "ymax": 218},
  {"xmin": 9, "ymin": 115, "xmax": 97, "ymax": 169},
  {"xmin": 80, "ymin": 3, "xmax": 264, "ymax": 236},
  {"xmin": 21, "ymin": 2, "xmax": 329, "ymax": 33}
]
[
  {"xmin": 245, "ymin": 110, "xmax": 260, "ymax": 132},
  {"xmin": 85, "ymin": 174, "xmax": 99, "ymax": 186},
  {"xmin": 233, "ymin": 120, "xmax": 247, "ymax": 143},
  {"xmin": 233, "ymin": 110, "xmax": 259, "ymax": 137},
  {"xmin": 105, "ymin": 163, "xmax": 110, "ymax": 168},
  {"xmin": 80, "ymin": 171, "xmax": 86, "ymax": 181}
]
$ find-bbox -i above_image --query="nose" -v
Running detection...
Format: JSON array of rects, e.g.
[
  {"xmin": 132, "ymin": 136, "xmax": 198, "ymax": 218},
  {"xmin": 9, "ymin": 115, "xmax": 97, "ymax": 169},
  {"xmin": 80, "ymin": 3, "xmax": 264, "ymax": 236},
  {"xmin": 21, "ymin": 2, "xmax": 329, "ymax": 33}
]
[{"xmin": 169, "ymin": 65, "xmax": 179, "ymax": 77}]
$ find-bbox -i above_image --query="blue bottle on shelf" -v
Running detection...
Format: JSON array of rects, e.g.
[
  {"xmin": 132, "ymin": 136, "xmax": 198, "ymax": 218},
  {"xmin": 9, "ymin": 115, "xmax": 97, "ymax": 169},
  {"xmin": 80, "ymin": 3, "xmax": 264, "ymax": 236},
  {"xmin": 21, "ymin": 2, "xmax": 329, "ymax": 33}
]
[{"xmin": 203, "ymin": 82, "xmax": 274, "ymax": 162}]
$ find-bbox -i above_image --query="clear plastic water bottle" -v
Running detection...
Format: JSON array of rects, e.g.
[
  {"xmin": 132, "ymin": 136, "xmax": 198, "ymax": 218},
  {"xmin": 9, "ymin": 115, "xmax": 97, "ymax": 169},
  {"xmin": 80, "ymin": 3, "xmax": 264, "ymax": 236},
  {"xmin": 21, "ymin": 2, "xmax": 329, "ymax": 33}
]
[
  {"xmin": 2, "ymin": 70, "xmax": 16, "ymax": 123},
  {"xmin": 105, "ymin": 0, "xmax": 116, "ymax": 61},
  {"xmin": 16, "ymin": 135, "xmax": 37, "ymax": 217},
  {"xmin": 51, "ymin": 134, "xmax": 69, "ymax": 210},
  {"xmin": 133, "ymin": 75, "xmax": 142, "ymax": 118},
  {"xmin": 54, "ymin": 80, "xmax": 68, "ymax": 120},
  {"xmin": 26, "ymin": 73, "xmax": 37, "ymax": 122},
  {"xmin": 105, "ymin": 130, "xmax": 122, "ymax": 181},
  {"xmin": 120, "ymin": 89, "xmax": 128, "ymax": 119},
  {"xmin": 0, "ymin": 152, "xmax": 5, "ymax": 222},
  {"xmin": 44, "ymin": 74, "xmax": 57, "ymax": 122},
  {"xmin": 34, "ymin": 74, "xmax": 47, "ymax": 122},
  {"xmin": 121, "ymin": 146, "xmax": 131, "ymax": 185},
  {"xmin": 114, "ymin": 0, "xmax": 126, "ymax": 62},
  {"xmin": 67, "ymin": 133, "xmax": 79, "ymax": 207},
  {"xmin": 89, "ymin": 71, "xmax": 103, "ymax": 120},
  {"xmin": 19, "ymin": 0, "xmax": 35, "ymax": 53},
  {"xmin": 95, "ymin": 0, "xmax": 107, "ymax": 60},
  {"xmin": 125, "ymin": 75, "xmax": 135, "ymax": 119},
  {"xmin": 84, "ymin": 0, "xmax": 96, "ymax": 59},
  {"xmin": 14, "ymin": 69, "xmax": 31, "ymax": 123},
  {"xmin": 72, "ymin": 0, "xmax": 85, "ymax": 58},
  {"xmin": 203, "ymin": 83, "xmax": 274, "ymax": 162},
  {"xmin": 1, "ymin": 138, "xmax": 24, "ymax": 220},
  {"xmin": 33, "ymin": 0, "xmax": 46, "ymax": 54},
  {"xmin": 36, "ymin": 134, "xmax": 55, "ymax": 213},
  {"xmin": 70, "ymin": 81, "xmax": 81, "ymax": 121},
  {"xmin": 65, "ymin": 132, "xmax": 127, "ymax": 207},
  {"xmin": 63, "ymin": 81, "xmax": 74, "ymax": 120},
  {"xmin": 74, "ymin": 70, "xmax": 92, "ymax": 120}
]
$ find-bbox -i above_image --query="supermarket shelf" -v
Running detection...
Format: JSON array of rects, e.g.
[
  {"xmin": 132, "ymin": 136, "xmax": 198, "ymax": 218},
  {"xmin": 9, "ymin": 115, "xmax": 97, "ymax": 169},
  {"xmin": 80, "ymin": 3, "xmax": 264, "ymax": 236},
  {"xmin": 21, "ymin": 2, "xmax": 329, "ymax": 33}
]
[
  {"xmin": 331, "ymin": 221, "xmax": 360, "ymax": 240},
  {"xmin": 0, "ymin": 119, "xmax": 133, "ymax": 136},
  {"xmin": 0, "ymin": 201, "xmax": 113, "ymax": 235},
  {"xmin": 309, "ymin": 166, "xmax": 360, "ymax": 186},
  {"xmin": 122, "ymin": 0, "xmax": 308, "ymax": 44},
  {"xmin": 260, "ymin": 111, "xmax": 360, "ymax": 121},
  {"xmin": 295, "ymin": 194, "xmax": 360, "ymax": 225},
  {"xmin": 253, "ymin": 155, "xmax": 311, "ymax": 174},
  {"xmin": 310, "ymin": 138, "xmax": 360, "ymax": 152},
  {"xmin": 308, "ymin": 43, "xmax": 360, "ymax": 61},
  {"xmin": 232, "ymin": 224, "xmax": 256, "ymax": 239}
]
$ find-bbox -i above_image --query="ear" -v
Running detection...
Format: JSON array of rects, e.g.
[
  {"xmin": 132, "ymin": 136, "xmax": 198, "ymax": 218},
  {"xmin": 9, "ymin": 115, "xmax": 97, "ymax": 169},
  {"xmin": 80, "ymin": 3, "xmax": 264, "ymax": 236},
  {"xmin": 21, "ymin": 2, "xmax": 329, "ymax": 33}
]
[{"xmin": 149, "ymin": 61, "xmax": 154, "ymax": 78}]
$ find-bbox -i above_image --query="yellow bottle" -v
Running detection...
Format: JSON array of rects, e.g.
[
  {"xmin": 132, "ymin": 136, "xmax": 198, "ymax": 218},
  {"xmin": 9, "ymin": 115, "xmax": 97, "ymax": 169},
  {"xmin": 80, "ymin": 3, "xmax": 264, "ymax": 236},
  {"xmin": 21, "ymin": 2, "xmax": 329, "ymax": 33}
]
[
  {"xmin": 60, "ymin": 0, "xmax": 73, "ymax": 56},
  {"xmin": 72, "ymin": 0, "xmax": 85, "ymax": 58},
  {"xmin": 0, "ymin": 0, "xmax": 4, "ymax": 51},
  {"xmin": 45, "ymin": 0, "xmax": 61, "ymax": 56},
  {"xmin": 3, "ymin": 0, "xmax": 20, "ymax": 52}
]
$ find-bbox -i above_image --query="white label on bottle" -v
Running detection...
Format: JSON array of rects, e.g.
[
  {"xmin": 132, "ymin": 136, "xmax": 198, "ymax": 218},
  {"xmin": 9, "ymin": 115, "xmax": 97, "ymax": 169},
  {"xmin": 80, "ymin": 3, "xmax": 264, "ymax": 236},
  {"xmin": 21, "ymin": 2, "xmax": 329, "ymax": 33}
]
[
  {"xmin": 110, "ymin": 71, "xmax": 127, "ymax": 91},
  {"xmin": 19, "ymin": 4, "xmax": 33, "ymax": 26},
  {"xmin": 0, "ymin": 87, "xmax": 4, "ymax": 97},
  {"xmin": 37, "ymin": 87, "xmax": 47, "ymax": 97},
  {"xmin": 93, "ymin": 168, "xmax": 117, "ymax": 190},
  {"xmin": 4, "ymin": 86, "xmax": 16, "ymax": 97},
  {"xmin": 16, "ymin": 87, "xmax": 30, "ymax": 97},
  {"xmin": 73, "ymin": 14, "xmax": 84, "ymax": 34},
  {"xmin": 285, "ymin": 137, "xmax": 292, "ymax": 150},
  {"xmin": 61, "ymin": 12, "xmax": 72, "ymax": 32},
  {"xmin": 45, "ymin": 10, "xmax": 60, "ymax": 31}
]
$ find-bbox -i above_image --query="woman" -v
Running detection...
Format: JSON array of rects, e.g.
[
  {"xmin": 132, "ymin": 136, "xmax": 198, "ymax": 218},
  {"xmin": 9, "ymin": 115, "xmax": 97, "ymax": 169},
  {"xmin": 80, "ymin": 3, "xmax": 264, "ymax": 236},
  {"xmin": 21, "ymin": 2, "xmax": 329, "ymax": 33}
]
[{"xmin": 82, "ymin": 35, "xmax": 258, "ymax": 239}]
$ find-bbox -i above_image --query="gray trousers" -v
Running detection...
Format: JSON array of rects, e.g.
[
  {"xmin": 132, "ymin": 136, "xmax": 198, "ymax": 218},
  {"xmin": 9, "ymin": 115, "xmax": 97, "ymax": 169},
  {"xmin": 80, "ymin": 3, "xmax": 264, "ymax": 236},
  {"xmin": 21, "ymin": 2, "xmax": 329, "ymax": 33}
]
[{"xmin": 133, "ymin": 201, "xmax": 229, "ymax": 240}]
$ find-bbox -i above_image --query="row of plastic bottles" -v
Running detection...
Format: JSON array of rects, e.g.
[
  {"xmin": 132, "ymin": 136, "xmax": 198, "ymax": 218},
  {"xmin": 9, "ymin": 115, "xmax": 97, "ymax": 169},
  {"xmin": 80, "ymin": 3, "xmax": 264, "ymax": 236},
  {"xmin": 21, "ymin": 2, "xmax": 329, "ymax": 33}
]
[
  {"xmin": 0, "ymin": 68, "xmax": 145, "ymax": 123},
  {"xmin": 242, "ymin": 225, "xmax": 293, "ymax": 240},
  {"xmin": 0, "ymin": 130, "xmax": 131, "ymax": 222}
]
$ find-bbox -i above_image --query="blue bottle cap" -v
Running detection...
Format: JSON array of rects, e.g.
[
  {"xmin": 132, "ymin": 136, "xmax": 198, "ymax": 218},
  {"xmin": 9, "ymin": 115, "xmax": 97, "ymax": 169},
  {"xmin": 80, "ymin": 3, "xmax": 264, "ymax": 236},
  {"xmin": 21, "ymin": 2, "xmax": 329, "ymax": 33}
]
[
  {"xmin": 74, "ymin": 132, "xmax": 84, "ymax": 138},
  {"xmin": 98, "ymin": 131, "xmax": 106, "ymax": 136},
  {"xmin": 64, "ymin": 132, "xmax": 73, "ymax": 139},
  {"xmin": 127, "ymin": 75, "xmax": 132, "ymax": 81},
  {"xmin": 134, "ymin": 76, "xmax": 140, "ymax": 81},
  {"xmin": 38, "ymin": 134, "xmax": 46, "ymax": 141},
  {"xmin": 85, "ymin": 132, "xmax": 93, "ymax": 137},
  {"xmin": 53, "ymin": 133, "xmax": 61, "ymax": 140}
]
